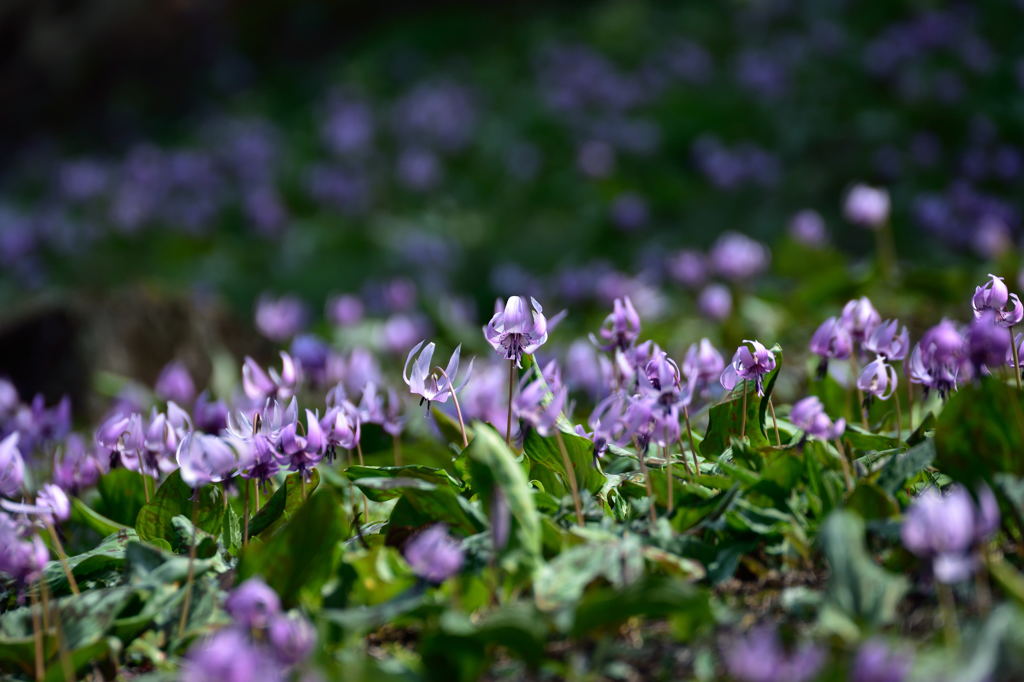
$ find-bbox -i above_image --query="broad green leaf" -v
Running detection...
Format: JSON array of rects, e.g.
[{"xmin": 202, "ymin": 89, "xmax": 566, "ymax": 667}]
[
  {"xmin": 935, "ymin": 379, "xmax": 1024, "ymax": 485},
  {"xmin": 346, "ymin": 464, "xmax": 463, "ymax": 502},
  {"xmin": 845, "ymin": 481, "xmax": 900, "ymax": 520},
  {"xmin": 135, "ymin": 470, "xmax": 224, "ymax": 550},
  {"xmin": 70, "ymin": 498, "xmax": 128, "ymax": 537},
  {"xmin": 876, "ymin": 439, "xmax": 935, "ymax": 494},
  {"xmin": 42, "ymin": 530, "xmax": 137, "ymax": 595},
  {"xmin": 522, "ymin": 427, "xmax": 605, "ymax": 495},
  {"xmin": 247, "ymin": 469, "xmax": 320, "ymax": 539},
  {"xmin": 570, "ymin": 575, "xmax": 711, "ymax": 639},
  {"xmin": 96, "ymin": 468, "xmax": 150, "ymax": 526}
]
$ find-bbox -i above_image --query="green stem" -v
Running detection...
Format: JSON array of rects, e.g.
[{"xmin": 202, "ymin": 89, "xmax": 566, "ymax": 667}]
[
  {"xmin": 177, "ymin": 493, "xmax": 199, "ymax": 640},
  {"xmin": 554, "ymin": 430, "xmax": 584, "ymax": 526}
]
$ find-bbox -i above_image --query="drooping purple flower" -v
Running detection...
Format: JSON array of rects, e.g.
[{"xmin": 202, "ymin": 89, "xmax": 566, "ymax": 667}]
[
  {"xmin": 594, "ymin": 296, "xmax": 641, "ymax": 351},
  {"xmin": 513, "ymin": 366, "xmax": 567, "ymax": 437},
  {"xmin": 53, "ymin": 434, "xmax": 102, "ymax": 494},
  {"xmin": 359, "ymin": 383, "xmax": 405, "ymax": 437},
  {"xmin": 326, "ymin": 293, "xmax": 364, "ymax": 327},
  {"xmin": 254, "ymin": 295, "xmax": 307, "ymax": 342},
  {"xmin": 710, "ymin": 231, "xmax": 769, "ymax": 281},
  {"xmin": 863, "ymin": 320, "xmax": 910, "ymax": 360},
  {"xmin": 722, "ymin": 625, "xmax": 825, "ymax": 682},
  {"xmin": 403, "ymin": 341, "xmax": 473, "ymax": 406},
  {"xmin": 698, "ymin": 283, "xmax": 732, "ymax": 321},
  {"xmin": 788, "ymin": 210, "xmax": 827, "ymax": 247},
  {"xmin": 901, "ymin": 484, "xmax": 999, "ymax": 583},
  {"xmin": 721, "ymin": 340, "xmax": 776, "ymax": 396},
  {"xmin": 844, "ymin": 184, "xmax": 890, "ymax": 228},
  {"xmin": 565, "ymin": 340, "xmax": 613, "ymax": 399},
  {"xmin": 0, "ymin": 433, "xmax": 25, "ymax": 498},
  {"xmin": 790, "ymin": 397, "xmax": 845, "ymax": 441},
  {"xmin": 155, "ymin": 361, "xmax": 196, "ymax": 405},
  {"xmin": 850, "ymin": 639, "xmax": 912, "ymax": 682},
  {"xmin": 966, "ymin": 311, "xmax": 1010, "ymax": 375},
  {"xmin": 809, "ymin": 317, "xmax": 854, "ymax": 368},
  {"xmin": 484, "ymin": 296, "xmax": 549, "ymax": 367},
  {"xmin": 267, "ymin": 613, "xmax": 316, "ymax": 666},
  {"xmin": 321, "ymin": 400, "xmax": 361, "ymax": 452},
  {"xmin": 194, "ymin": 392, "xmax": 229, "ymax": 434},
  {"xmin": 404, "ymin": 524, "xmax": 465, "ymax": 583},
  {"xmin": 1, "ymin": 483, "xmax": 71, "ymax": 525},
  {"xmin": 226, "ymin": 578, "xmax": 280, "ymax": 631},
  {"xmin": 840, "ymin": 297, "xmax": 881, "ymax": 343},
  {"xmin": 683, "ymin": 339, "xmax": 725, "ymax": 390},
  {"xmin": 181, "ymin": 627, "xmax": 280, "ymax": 682},
  {"xmin": 176, "ymin": 432, "xmax": 241, "ymax": 489},
  {"xmin": 243, "ymin": 353, "xmax": 299, "ymax": 402},
  {"xmin": 0, "ymin": 516, "xmax": 49, "ymax": 587},
  {"xmin": 971, "ymin": 274, "xmax": 1024, "ymax": 327},
  {"xmin": 857, "ymin": 355, "xmax": 898, "ymax": 400},
  {"xmin": 289, "ymin": 335, "xmax": 330, "ymax": 386},
  {"xmin": 275, "ymin": 410, "xmax": 325, "ymax": 478}
]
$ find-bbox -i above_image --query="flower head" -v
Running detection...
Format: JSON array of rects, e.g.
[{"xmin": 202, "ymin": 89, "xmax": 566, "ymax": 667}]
[
  {"xmin": 0, "ymin": 433, "xmax": 25, "ymax": 498},
  {"xmin": 971, "ymin": 274, "xmax": 1023, "ymax": 327},
  {"xmin": 790, "ymin": 397, "xmax": 845, "ymax": 441},
  {"xmin": 402, "ymin": 341, "xmax": 473, "ymax": 405},
  {"xmin": 850, "ymin": 639, "xmax": 912, "ymax": 682},
  {"xmin": 710, "ymin": 231, "xmax": 769, "ymax": 281},
  {"xmin": 483, "ymin": 296, "xmax": 549, "ymax": 367},
  {"xmin": 255, "ymin": 295, "xmax": 307, "ymax": 342},
  {"xmin": 723, "ymin": 625, "xmax": 825, "ymax": 682},
  {"xmin": 404, "ymin": 524, "xmax": 465, "ymax": 583},
  {"xmin": 513, "ymin": 363, "xmax": 567, "ymax": 437},
  {"xmin": 844, "ymin": 183, "xmax": 890, "ymax": 228},
  {"xmin": 720, "ymin": 340, "xmax": 776, "ymax": 396},
  {"xmin": 267, "ymin": 613, "xmax": 316, "ymax": 666},
  {"xmin": 181, "ymin": 627, "xmax": 280, "ymax": 682},
  {"xmin": 967, "ymin": 311, "xmax": 1010, "ymax": 375},
  {"xmin": 698, "ymin": 283, "xmax": 733, "ymax": 321},
  {"xmin": 242, "ymin": 353, "xmax": 299, "ymax": 402},
  {"xmin": 809, "ymin": 316, "xmax": 853, "ymax": 366},
  {"xmin": 595, "ymin": 296, "xmax": 641, "ymax": 351},
  {"xmin": 683, "ymin": 339, "xmax": 725, "ymax": 390},
  {"xmin": 176, "ymin": 432, "xmax": 241, "ymax": 489},
  {"xmin": 857, "ymin": 355, "xmax": 898, "ymax": 400},
  {"xmin": 840, "ymin": 297, "xmax": 881, "ymax": 343},
  {"xmin": 226, "ymin": 578, "xmax": 280, "ymax": 631},
  {"xmin": 863, "ymin": 320, "xmax": 910, "ymax": 361},
  {"xmin": 155, "ymin": 361, "xmax": 195, "ymax": 405}
]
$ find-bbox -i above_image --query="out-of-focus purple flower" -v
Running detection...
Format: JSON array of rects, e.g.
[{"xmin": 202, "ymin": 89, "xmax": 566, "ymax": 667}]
[
  {"xmin": 514, "ymin": 364, "xmax": 567, "ymax": 437},
  {"xmin": 667, "ymin": 249, "xmax": 707, "ymax": 288},
  {"xmin": 683, "ymin": 339, "xmax": 725, "ymax": 396},
  {"xmin": 0, "ymin": 516, "xmax": 49, "ymax": 587},
  {"xmin": 267, "ymin": 613, "xmax": 316, "ymax": 666},
  {"xmin": 844, "ymin": 184, "xmax": 890, "ymax": 228},
  {"xmin": 972, "ymin": 218, "xmax": 1013, "ymax": 260},
  {"xmin": 326, "ymin": 294, "xmax": 364, "ymax": 327},
  {"xmin": 403, "ymin": 341, "xmax": 473, "ymax": 406},
  {"xmin": 609, "ymin": 193, "xmax": 649, "ymax": 231},
  {"xmin": 710, "ymin": 231, "xmax": 769, "ymax": 281},
  {"xmin": 1, "ymin": 483, "xmax": 71, "ymax": 524},
  {"xmin": 790, "ymin": 397, "xmax": 845, "ymax": 441},
  {"xmin": 226, "ymin": 578, "xmax": 280, "ymax": 631},
  {"xmin": 275, "ymin": 410, "xmax": 325, "ymax": 478},
  {"xmin": 290, "ymin": 335, "xmax": 330, "ymax": 385},
  {"xmin": 181, "ymin": 627, "xmax": 280, "ymax": 682},
  {"xmin": 721, "ymin": 340, "xmax": 776, "ymax": 396},
  {"xmin": 857, "ymin": 355, "xmax": 898, "ymax": 400},
  {"xmin": 972, "ymin": 274, "xmax": 1024, "ymax": 327},
  {"xmin": 243, "ymin": 353, "xmax": 299, "ymax": 402},
  {"xmin": 966, "ymin": 311, "xmax": 1009, "ymax": 374},
  {"xmin": 789, "ymin": 210, "xmax": 827, "ymax": 247},
  {"xmin": 864, "ymin": 320, "xmax": 910, "ymax": 360},
  {"xmin": 321, "ymin": 400, "xmax": 361, "ymax": 452},
  {"xmin": 322, "ymin": 95, "xmax": 375, "ymax": 156},
  {"xmin": 382, "ymin": 278, "xmax": 417, "ymax": 312},
  {"xmin": 255, "ymin": 295, "xmax": 307, "ymax": 342},
  {"xmin": 382, "ymin": 314, "xmax": 429, "ymax": 355},
  {"xmin": 908, "ymin": 320, "xmax": 967, "ymax": 399},
  {"xmin": 53, "ymin": 434, "xmax": 102, "ymax": 494},
  {"xmin": 194, "ymin": 392, "xmax": 229, "ymax": 434},
  {"xmin": 484, "ymin": 296, "xmax": 549, "ymax": 367},
  {"xmin": 698, "ymin": 283, "xmax": 732, "ymax": 321},
  {"xmin": 359, "ymin": 383, "xmax": 404, "ymax": 437},
  {"xmin": 565, "ymin": 340, "xmax": 613, "ymax": 400},
  {"xmin": 810, "ymin": 317, "xmax": 854, "ymax": 368},
  {"xmin": 155, "ymin": 361, "xmax": 196, "ymax": 405},
  {"xmin": 577, "ymin": 140, "xmax": 615, "ymax": 178},
  {"xmin": 0, "ymin": 378, "xmax": 18, "ymax": 415},
  {"xmin": 840, "ymin": 297, "xmax": 881, "ymax": 344},
  {"xmin": 902, "ymin": 484, "xmax": 999, "ymax": 583},
  {"xmin": 851, "ymin": 639, "xmax": 912, "ymax": 682},
  {"xmin": 594, "ymin": 296, "xmax": 641, "ymax": 351},
  {"xmin": 460, "ymin": 361, "xmax": 510, "ymax": 435},
  {"xmin": 0, "ymin": 433, "xmax": 25, "ymax": 498},
  {"xmin": 395, "ymin": 147, "xmax": 442, "ymax": 191},
  {"xmin": 391, "ymin": 80, "xmax": 476, "ymax": 152},
  {"xmin": 723, "ymin": 625, "xmax": 825, "ymax": 682},
  {"xmin": 404, "ymin": 524, "xmax": 465, "ymax": 583},
  {"xmin": 176, "ymin": 432, "xmax": 241, "ymax": 489}
]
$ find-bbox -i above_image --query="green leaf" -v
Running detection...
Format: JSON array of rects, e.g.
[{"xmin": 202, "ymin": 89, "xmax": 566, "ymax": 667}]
[
  {"xmin": 703, "ymin": 345, "xmax": 783, "ymax": 455},
  {"xmin": 570, "ymin": 575, "xmax": 711, "ymax": 639},
  {"xmin": 818, "ymin": 511, "xmax": 908, "ymax": 639},
  {"xmin": 346, "ymin": 464, "xmax": 463, "ymax": 502},
  {"xmin": 135, "ymin": 470, "xmax": 224, "ymax": 550},
  {"xmin": 464, "ymin": 423, "xmax": 542, "ymax": 567},
  {"xmin": 876, "ymin": 439, "xmax": 935, "ymax": 494},
  {"xmin": 42, "ymin": 530, "xmax": 137, "ymax": 595},
  {"xmin": 845, "ymin": 481, "xmax": 900, "ymax": 520},
  {"xmin": 237, "ymin": 488, "xmax": 349, "ymax": 607},
  {"xmin": 247, "ymin": 469, "xmax": 320, "ymax": 539},
  {"xmin": 522, "ymin": 427, "xmax": 605, "ymax": 495},
  {"xmin": 935, "ymin": 379, "xmax": 1024, "ymax": 485},
  {"xmin": 96, "ymin": 468, "xmax": 150, "ymax": 526},
  {"xmin": 70, "ymin": 498, "xmax": 128, "ymax": 537},
  {"xmin": 432, "ymin": 406, "xmax": 469, "ymax": 448}
]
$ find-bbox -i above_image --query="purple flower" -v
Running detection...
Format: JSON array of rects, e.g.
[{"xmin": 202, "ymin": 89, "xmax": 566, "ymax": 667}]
[
  {"xmin": 789, "ymin": 210, "xmax": 827, "ymax": 247},
  {"xmin": 971, "ymin": 274, "xmax": 1024, "ymax": 328},
  {"xmin": 723, "ymin": 626, "xmax": 825, "ymax": 682},
  {"xmin": 666, "ymin": 249, "xmax": 707, "ymax": 288},
  {"xmin": 289, "ymin": 335, "xmax": 330, "ymax": 386},
  {"xmin": 359, "ymin": 383, "xmax": 405, "ymax": 437},
  {"xmin": 840, "ymin": 297, "xmax": 881, "ymax": 343},
  {"xmin": 483, "ymin": 296, "xmax": 549, "ymax": 367},
  {"xmin": 395, "ymin": 147, "xmax": 442, "ymax": 191},
  {"xmin": 226, "ymin": 578, "xmax": 280, "ymax": 630},
  {"xmin": 901, "ymin": 484, "xmax": 999, "ymax": 583},
  {"xmin": 155, "ymin": 361, "xmax": 195, "ymax": 405},
  {"xmin": 255, "ymin": 295, "xmax": 307, "ymax": 342},
  {"xmin": 790, "ymin": 397, "xmax": 845, "ymax": 441},
  {"xmin": 267, "ymin": 613, "xmax": 316, "ymax": 666},
  {"xmin": 594, "ymin": 296, "xmax": 641, "ymax": 351},
  {"xmin": 243, "ymin": 353, "xmax": 299, "ymax": 402},
  {"xmin": 857, "ymin": 355, "xmax": 898, "ymax": 400},
  {"xmin": 321, "ymin": 400, "xmax": 361, "ymax": 452},
  {"xmin": 275, "ymin": 410, "xmax": 325, "ymax": 477},
  {"xmin": 1, "ymin": 483, "xmax": 71, "ymax": 525},
  {"xmin": 967, "ymin": 311, "xmax": 1010, "ymax": 374},
  {"xmin": 176, "ymin": 432, "xmax": 241, "ymax": 489},
  {"xmin": 53, "ymin": 434, "xmax": 102, "ymax": 494},
  {"xmin": 710, "ymin": 231, "xmax": 769, "ymax": 281},
  {"xmin": 404, "ymin": 524, "xmax": 465, "ymax": 583},
  {"xmin": 403, "ymin": 341, "xmax": 473, "ymax": 406},
  {"xmin": 609, "ymin": 193, "xmax": 649, "ymax": 231},
  {"xmin": 721, "ymin": 340, "xmax": 776, "ymax": 396},
  {"xmin": 851, "ymin": 639, "xmax": 912, "ymax": 682},
  {"xmin": 698, "ymin": 283, "xmax": 732, "ymax": 321},
  {"xmin": 0, "ymin": 516, "xmax": 49, "ymax": 587},
  {"xmin": 326, "ymin": 294, "xmax": 364, "ymax": 327},
  {"xmin": 194, "ymin": 392, "xmax": 229, "ymax": 434},
  {"xmin": 863, "ymin": 320, "xmax": 910, "ymax": 360},
  {"xmin": 844, "ymin": 184, "xmax": 890, "ymax": 228},
  {"xmin": 565, "ymin": 340, "xmax": 613, "ymax": 399},
  {"xmin": 683, "ymin": 339, "xmax": 725, "ymax": 388},
  {"xmin": 514, "ymin": 365, "xmax": 568, "ymax": 437},
  {"xmin": 0, "ymin": 433, "xmax": 25, "ymax": 498},
  {"xmin": 0, "ymin": 378, "xmax": 18, "ymax": 415},
  {"xmin": 181, "ymin": 627, "xmax": 280, "ymax": 682}
]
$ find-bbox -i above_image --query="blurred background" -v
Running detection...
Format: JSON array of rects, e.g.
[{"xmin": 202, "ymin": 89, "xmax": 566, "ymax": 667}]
[{"xmin": 1, "ymin": 0, "xmax": 1022, "ymax": 416}]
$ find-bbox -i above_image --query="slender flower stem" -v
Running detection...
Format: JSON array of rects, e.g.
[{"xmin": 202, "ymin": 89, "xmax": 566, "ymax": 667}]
[
  {"xmin": 768, "ymin": 398, "xmax": 781, "ymax": 446},
  {"xmin": 1010, "ymin": 326, "xmax": 1021, "ymax": 390},
  {"xmin": 177, "ymin": 493, "xmax": 199, "ymax": 639},
  {"xmin": 142, "ymin": 475, "xmax": 151, "ymax": 504},
  {"xmin": 906, "ymin": 380, "xmax": 915, "ymax": 433},
  {"xmin": 356, "ymin": 441, "xmax": 365, "ymax": 466},
  {"xmin": 44, "ymin": 521, "xmax": 79, "ymax": 596},
  {"xmin": 893, "ymin": 390, "xmax": 903, "ymax": 442},
  {"xmin": 850, "ymin": 355, "xmax": 868, "ymax": 428},
  {"xmin": 663, "ymin": 444, "xmax": 674, "ymax": 514},
  {"xmin": 506, "ymin": 360, "xmax": 515, "ymax": 447},
  {"xmin": 301, "ymin": 475, "xmax": 307, "ymax": 501},
  {"xmin": 554, "ymin": 430, "xmax": 584, "ymax": 526},
  {"xmin": 633, "ymin": 439, "xmax": 657, "ymax": 525},
  {"xmin": 435, "ymin": 366, "xmax": 469, "ymax": 448},
  {"xmin": 29, "ymin": 584, "xmax": 44, "ymax": 682},
  {"xmin": 740, "ymin": 380, "xmax": 748, "ymax": 436},
  {"xmin": 393, "ymin": 435, "xmax": 403, "ymax": 466},
  {"xmin": 242, "ymin": 482, "xmax": 250, "ymax": 549},
  {"xmin": 39, "ymin": 576, "xmax": 73, "ymax": 682},
  {"xmin": 834, "ymin": 437, "xmax": 854, "ymax": 492},
  {"xmin": 254, "ymin": 484, "xmax": 261, "ymax": 512},
  {"xmin": 683, "ymin": 407, "xmax": 699, "ymax": 476},
  {"xmin": 937, "ymin": 582, "xmax": 959, "ymax": 649}
]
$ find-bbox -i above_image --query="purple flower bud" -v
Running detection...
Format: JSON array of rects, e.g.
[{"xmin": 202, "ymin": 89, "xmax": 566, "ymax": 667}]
[
  {"xmin": 0, "ymin": 433, "xmax": 25, "ymax": 498},
  {"xmin": 595, "ymin": 296, "xmax": 641, "ymax": 351},
  {"xmin": 721, "ymin": 340, "xmax": 776, "ymax": 396},
  {"xmin": 226, "ymin": 578, "xmax": 280, "ymax": 630},
  {"xmin": 840, "ymin": 297, "xmax": 881, "ymax": 343},
  {"xmin": 326, "ymin": 294, "xmax": 364, "ymax": 327},
  {"xmin": 967, "ymin": 311, "xmax": 1010, "ymax": 374},
  {"xmin": 710, "ymin": 231, "xmax": 769, "ymax": 281},
  {"xmin": 901, "ymin": 485, "xmax": 997, "ymax": 583},
  {"xmin": 971, "ymin": 274, "xmax": 1024, "ymax": 328},
  {"xmin": 788, "ymin": 210, "xmax": 827, "ymax": 247},
  {"xmin": 850, "ymin": 639, "xmax": 912, "ymax": 682},
  {"xmin": 404, "ymin": 524, "xmax": 465, "ymax": 583},
  {"xmin": 268, "ymin": 613, "xmax": 316, "ymax": 666},
  {"xmin": 790, "ymin": 397, "xmax": 845, "ymax": 441},
  {"xmin": 857, "ymin": 355, "xmax": 898, "ymax": 400},
  {"xmin": 255, "ymin": 295, "xmax": 307, "ymax": 342},
  {"xmin": 809, "ymin": 316, "xmax": 854, "ymax": 362},
  {"xmin": 483, "ymin": 296, "xmax": 549, "ymax": 366},
  {"xmin": 402, "ymin": 341, "xmax": 473, "ymax": 405},
  {"xmin": 844, "ymin": 183, "xmax": 890, "ymax": 228},
  {"xmin": 698, "ymin": 283, "xmax": 732, "ymax": 321},
  {"xmin": 155, "ymin": 361, "xmax": 195, "ymax": 405},
  {"xmin": 176, "ymin": 432, "xmax": 240, "ymax": 489},
  {"xmin": 863, "ymin": 320, "xmax": 910, "ymax": 360}
]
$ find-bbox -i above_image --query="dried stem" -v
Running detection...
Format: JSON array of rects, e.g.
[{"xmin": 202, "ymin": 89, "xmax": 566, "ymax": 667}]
[
  {"xmin": 683, "ymin": 407, "xmax": 699, "ymax": 476},
  {"xmin": 44, "ymin": 521, "xmax": 79, "ymax": 596},
  {"xmin": 554, "ymin": 430, "xmax": 584, "ymax": 526},
  {"xmin": 768, "ymin": 398, "xmax": 781, "ymax": 447},
  {"xmin": 435, "ymin": 366, "xmax": 469, "ymax": 448}
]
